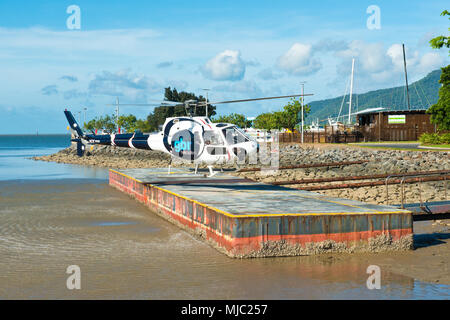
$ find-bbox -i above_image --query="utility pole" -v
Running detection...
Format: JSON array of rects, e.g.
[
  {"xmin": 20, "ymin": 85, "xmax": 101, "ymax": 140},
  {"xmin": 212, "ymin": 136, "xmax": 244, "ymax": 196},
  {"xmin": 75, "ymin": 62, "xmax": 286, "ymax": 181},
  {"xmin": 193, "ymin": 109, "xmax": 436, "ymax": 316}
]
[
  {"xmin": 300, "ymin": 82, "xmax": 306, "ymax": 144},
  {"xmin": 402, "ymin": 44, "xmax": 411, "ymax": 111},
  {"xmin": 116, "ymin": 97, "xmax": 120, "ymax": 133},
  {"xmin": 203, "ymin": 89, "xmax": 210, "ymax": 118},
  {"xmin": 83, "ymin": 107, "xmax": 87, "ymax": 125},
  {"xmin": 348, "ymin": 58, "xmax": 355, "ymax": 124}
]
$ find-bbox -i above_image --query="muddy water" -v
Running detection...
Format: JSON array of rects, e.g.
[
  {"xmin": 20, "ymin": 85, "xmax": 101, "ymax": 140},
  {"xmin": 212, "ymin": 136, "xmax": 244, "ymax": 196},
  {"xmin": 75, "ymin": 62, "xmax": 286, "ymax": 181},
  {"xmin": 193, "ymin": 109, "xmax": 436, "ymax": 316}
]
[{"xmin": 0, "ymin": 179, "xmax": 448, "ymax": 299}]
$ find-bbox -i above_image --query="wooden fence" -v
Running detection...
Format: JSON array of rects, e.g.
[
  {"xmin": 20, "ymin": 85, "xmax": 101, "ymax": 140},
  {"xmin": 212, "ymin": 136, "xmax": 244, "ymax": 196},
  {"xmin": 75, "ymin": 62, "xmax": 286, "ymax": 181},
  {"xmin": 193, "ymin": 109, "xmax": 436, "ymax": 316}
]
[{"xmin": 278, "ymin": 126, "xmax": 364, "ymax": 144}]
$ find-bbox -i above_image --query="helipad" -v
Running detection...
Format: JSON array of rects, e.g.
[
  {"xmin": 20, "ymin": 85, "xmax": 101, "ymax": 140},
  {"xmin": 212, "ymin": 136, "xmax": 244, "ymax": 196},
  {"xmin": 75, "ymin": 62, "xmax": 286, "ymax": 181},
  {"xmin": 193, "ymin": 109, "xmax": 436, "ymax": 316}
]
[{"xmin": 109, "ymin": 168, "xmax": 413, "ymax": 258}]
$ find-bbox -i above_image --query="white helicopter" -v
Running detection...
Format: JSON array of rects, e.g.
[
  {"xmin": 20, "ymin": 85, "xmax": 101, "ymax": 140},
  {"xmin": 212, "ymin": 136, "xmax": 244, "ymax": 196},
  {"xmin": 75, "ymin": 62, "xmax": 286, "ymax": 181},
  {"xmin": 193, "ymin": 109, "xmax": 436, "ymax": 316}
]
[{"xmin": 64, "ymin": 93, "xmax": 312, "ymax": 176}]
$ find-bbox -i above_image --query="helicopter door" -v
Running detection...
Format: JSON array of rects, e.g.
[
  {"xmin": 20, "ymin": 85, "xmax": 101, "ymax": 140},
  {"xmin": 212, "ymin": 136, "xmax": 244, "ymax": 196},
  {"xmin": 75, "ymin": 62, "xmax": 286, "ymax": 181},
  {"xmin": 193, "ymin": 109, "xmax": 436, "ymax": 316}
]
[{"xmin": 204, "ymin": 130, "xmax": 227, "ymax": 155}]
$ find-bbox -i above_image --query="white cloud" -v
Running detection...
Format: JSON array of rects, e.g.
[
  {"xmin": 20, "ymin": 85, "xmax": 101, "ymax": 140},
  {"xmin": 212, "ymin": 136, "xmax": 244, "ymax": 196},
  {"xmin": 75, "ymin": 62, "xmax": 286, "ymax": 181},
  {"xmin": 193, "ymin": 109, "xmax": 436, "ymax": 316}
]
[
  {"xmin": 386, "ymin": 44, "xmax": 404, "ymax": 70},
  {"xmin": 41, "ymin": 85, "xmax": 58, "ymax": 95},
  {"xmin": 0, "ymin": 27, "xmax": 161, "ymax": 57},
  {"xmin": 257, "ymin": 68, "xmax": 283, "ymax": 80},
  {"xmin": 156, "ymin": 61, "xmax": 173, "ymax": 68},
  {"xmin": 88, "ymin": 69, "xmax": 163, "ymax": 101},
  {"xmin": 385, "ymin": 44, "xmax": 443, "ymax": 76},
  {"xmin": 60, "ymin": 75, "xmax": 78, "ymax": 82},
  {"xmin": 337, "ymin": 41, "xmax": 390, "ymax": 74},
  {"xmin": 333, "ymin": 41, "xmax": 447, "ymax": 87},
  {"xmin": 201, "ymin": 50, "xmax": 246, "ymax": 81},
  {"xmin": 417, "ymin": 52, "xmax": 444, "ymax": 72},
  {"xmin": 386, "ymin": 43, "xmax": 423, "ymax": 71},
  {"xmin": 312, "ymin": 39, "xmax": 349, "ymax": 52},
  {"xmin": 212, "ymin": 80, "xmax": 263, "ymax": 97},
  {"xmin": 244, "ymin": 58, "xmax": 260, "ymax": 67},
  {"xmin": 210, "ymin": 80, "xmax": 269, "ymax": 115},
  {"xmin": 165, "ymin": 79, "xmax": 188, "ymax": 91},
  {"xmin": 277, "ymin": 43, "xmax": 322, "ymax": 76},
  {"xmin": 63, "ymin": 89, "xmax": 87, "ymax": 100}
]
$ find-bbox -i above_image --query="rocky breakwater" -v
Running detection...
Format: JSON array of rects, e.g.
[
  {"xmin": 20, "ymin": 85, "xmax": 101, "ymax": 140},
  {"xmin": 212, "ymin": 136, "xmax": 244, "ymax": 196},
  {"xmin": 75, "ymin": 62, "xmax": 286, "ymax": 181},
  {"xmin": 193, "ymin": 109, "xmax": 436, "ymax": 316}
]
[
  {"xmin": 34, "ymin": 143, "xmax": 449, "ymax": 205},
  {"xmin": 33, "ymin": 144, "xmax": 172, "ymax": 168},
  {"xmin": 236, "ymin": 144, "xmax": 449, "ymax": 205}
]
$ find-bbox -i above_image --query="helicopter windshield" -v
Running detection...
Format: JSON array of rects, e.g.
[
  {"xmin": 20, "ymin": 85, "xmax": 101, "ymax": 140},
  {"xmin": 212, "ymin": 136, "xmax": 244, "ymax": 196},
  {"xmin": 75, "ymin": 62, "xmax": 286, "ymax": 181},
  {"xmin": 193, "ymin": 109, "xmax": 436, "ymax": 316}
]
[
  {"xmin": 222, "ymin": 126, "xmax": 250, "ymax": 145},
  {"xmin": 203, "ymin": 130, "xmax": 224, "ymax": 145}
]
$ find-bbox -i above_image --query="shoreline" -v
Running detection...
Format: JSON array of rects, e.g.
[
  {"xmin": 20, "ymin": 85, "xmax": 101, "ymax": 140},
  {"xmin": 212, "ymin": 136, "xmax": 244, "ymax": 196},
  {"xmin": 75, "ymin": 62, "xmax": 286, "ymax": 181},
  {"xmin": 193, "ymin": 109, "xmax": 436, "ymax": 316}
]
[{"xmin": 33, "ymin": 143, "xmax": 449, "ymax": 205}]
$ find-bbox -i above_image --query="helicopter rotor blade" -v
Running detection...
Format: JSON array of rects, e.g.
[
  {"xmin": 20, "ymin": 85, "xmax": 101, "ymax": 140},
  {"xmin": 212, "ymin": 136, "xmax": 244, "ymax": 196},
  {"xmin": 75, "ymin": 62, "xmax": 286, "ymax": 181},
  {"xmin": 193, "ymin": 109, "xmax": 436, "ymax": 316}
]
[
  {"xmin": 106, "ymin": 93, "xmax": 314, "ymax": 109},
  {"xmin": 199, "ymin": 94, "xmax": 313, "ymax": 106},
  {"xmin": 106, "ymin": 100, "xmax": 182, "ymax": 107}
]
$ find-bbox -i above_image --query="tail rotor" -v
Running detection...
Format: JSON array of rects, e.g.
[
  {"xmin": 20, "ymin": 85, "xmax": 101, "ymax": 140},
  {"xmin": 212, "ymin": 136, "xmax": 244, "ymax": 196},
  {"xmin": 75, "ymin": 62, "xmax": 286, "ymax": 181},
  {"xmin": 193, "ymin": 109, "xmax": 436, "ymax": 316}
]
[{"xmin": 64, "ymin": 109, "xmax": 88, "ymax": 157}]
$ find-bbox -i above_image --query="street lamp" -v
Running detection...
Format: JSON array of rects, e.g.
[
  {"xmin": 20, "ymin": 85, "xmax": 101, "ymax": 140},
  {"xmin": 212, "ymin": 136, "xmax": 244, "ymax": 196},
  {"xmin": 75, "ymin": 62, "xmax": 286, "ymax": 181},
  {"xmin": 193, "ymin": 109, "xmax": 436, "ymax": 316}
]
[{"xmin": 202, "ymin": 89, "xmax": 210, "ymax": 118}]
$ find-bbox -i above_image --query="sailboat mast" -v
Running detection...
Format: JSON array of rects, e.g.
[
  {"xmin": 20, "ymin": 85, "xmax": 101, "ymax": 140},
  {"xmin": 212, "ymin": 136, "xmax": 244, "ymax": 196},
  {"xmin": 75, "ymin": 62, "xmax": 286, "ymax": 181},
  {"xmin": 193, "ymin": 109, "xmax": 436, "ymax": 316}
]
[
  {"xmin": 402, "ymin": 44, "xmax": 411, "ymax": 111},
  {"xmin": 348, "ymin": 58, "xmax": 355, "ymax": 123}
]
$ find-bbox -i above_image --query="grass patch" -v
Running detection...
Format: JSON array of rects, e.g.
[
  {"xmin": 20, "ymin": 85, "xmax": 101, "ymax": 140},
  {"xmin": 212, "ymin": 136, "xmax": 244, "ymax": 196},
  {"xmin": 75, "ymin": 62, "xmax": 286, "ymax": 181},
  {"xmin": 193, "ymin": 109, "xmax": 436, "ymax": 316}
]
[
  {"xmin": 421, "ymin": 144, "xmax": 450, "ymax": 149},
  {"xmin": 355, "ymin": 145, "xmax": 427, "ymax": 152},
  {"xmin": 350, "ymin": 141, "xmax": 419, "ymax": 144},
  {"xmin": 350, "ymin": 144, "xmax": 447, "ymax": 152}
]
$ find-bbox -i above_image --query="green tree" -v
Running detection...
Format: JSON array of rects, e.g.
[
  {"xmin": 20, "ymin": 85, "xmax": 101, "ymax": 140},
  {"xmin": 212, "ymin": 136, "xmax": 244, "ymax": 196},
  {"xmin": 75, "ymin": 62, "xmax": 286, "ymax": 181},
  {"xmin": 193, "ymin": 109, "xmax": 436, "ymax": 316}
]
[
  {"xmin": 252, "ymin": 98, "xmax": 311, "ymax": 131},
  {"xmin": 134, "ymin": 119, "xmax": 153, "ymax": 132},
  {"xmin": 83, "ymin": 119, "xmax": 97, "ymax": 132},
  {"xmin": 279, "ymin": 98, "xmax": 311, "ymax": 131},
  {"xmin": 147, "ymin": 87, "xmax": 217, "ymax": 130},
  {"xmin": 111, "ymin": 114, "xmax": 155, "ymax": 133},
  {"xmin": 253, "ymin": 111, "xmax": 283, "ymax": 130},
  {"xmin": 83, "ymin": 114, "xmax": 116, "ymax": 132},
  {"xmin": 84, "ymin": 113, "xmax": 154, "ymax": 133},
  {"xmin": 99, "ymin": 115, "xmax": 117, "ymax": 132},
  {"xmin": 253, "ymin": 113, "xmax": 273, "ymax": 130},
  {"xmin": 430, "ymin": 10, "xmax": 450, "ymax": 53},
  {"xmin": 427, "ymin": 65, "xmax": 450, "ymax": 130},
  {"xmin": 428, "ymin": 11, "xmax": 450, "ymax": 131},
  {"xmin": 212, "ymin": 113, "xmax": 251, "ymax": 128},
  {"xmin": 117, "ymin": 114, "xmax": 137, "ymax": 132}
]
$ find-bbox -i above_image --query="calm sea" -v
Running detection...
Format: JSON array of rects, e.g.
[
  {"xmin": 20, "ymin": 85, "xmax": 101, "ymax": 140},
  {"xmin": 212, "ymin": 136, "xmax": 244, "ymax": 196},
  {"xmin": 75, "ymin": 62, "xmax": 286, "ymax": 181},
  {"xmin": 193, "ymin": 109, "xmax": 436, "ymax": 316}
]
[
  {"xmin": 0, "ymin": 135, "xmax": 448, "ymax": 299},
  {"xmin": 0, "ymin": 134, "xmax": 107, "ymax": 181}
]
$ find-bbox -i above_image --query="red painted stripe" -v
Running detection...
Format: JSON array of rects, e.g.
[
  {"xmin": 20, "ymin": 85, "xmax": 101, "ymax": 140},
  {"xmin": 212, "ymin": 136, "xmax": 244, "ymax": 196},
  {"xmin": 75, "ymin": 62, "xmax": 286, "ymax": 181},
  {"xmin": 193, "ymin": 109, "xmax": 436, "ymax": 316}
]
[{"xmin": 227, "ymin": 229, "xmax": 412, "ymax": 252}]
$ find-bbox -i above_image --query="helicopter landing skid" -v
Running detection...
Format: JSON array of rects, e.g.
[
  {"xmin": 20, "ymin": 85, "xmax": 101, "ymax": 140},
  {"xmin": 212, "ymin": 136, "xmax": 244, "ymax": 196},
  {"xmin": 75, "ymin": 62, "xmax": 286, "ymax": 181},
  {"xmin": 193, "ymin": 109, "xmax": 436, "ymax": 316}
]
[
  {"xmin": 192, "ymin": 164, "xmax": 217, "ymax": 177},
  {"xmin": 207, "ymin": 165, "xmax": 217, "ymax": 178}
]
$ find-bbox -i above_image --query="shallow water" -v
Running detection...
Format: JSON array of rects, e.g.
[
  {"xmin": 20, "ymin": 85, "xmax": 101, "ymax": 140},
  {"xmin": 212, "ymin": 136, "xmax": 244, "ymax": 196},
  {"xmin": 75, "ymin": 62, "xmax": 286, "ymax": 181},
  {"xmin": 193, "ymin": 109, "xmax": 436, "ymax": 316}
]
[
  {"xmin": 0, "ymin": 180, "xmax": 448, "ymax": 299},
  {"xmin": 0, "ymin": 134, "xmax": 108, "ymax": 181},
  {"xmin": 0, "ymin": 135, "xmax": 448, "ymax": 299}
]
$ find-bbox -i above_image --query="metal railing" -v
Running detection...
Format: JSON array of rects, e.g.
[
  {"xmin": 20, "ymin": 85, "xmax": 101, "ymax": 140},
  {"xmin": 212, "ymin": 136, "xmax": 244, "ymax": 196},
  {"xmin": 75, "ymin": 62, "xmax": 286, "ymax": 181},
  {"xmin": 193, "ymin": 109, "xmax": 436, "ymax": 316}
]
[{"xmin": 385, "ymin": 172, "xmax": 449, "ymax": 208}]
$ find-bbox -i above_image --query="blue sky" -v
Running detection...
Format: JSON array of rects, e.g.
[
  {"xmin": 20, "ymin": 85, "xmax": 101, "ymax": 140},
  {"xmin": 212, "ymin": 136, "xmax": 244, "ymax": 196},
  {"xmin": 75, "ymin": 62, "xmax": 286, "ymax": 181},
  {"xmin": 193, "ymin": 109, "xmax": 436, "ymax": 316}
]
[{"xmin": 0, "ymin": 0, "xmax": 448, "ymax": 133}]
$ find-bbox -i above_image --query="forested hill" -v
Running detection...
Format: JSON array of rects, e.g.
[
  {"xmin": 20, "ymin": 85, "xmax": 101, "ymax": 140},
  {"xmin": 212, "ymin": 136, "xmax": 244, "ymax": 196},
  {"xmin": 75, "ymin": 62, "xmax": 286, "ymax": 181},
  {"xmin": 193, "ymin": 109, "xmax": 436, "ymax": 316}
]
[{"xmin": 307, "ymin": 69, "xmax": 442, "ymax": 121}]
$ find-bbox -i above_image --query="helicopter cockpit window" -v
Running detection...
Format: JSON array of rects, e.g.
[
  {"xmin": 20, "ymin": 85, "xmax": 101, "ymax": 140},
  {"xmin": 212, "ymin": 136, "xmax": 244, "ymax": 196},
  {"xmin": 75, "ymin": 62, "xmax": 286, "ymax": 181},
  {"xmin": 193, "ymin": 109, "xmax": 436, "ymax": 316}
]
[
  {"xmin": 203, "ymin": 130, "xmax": 223, "ymax": 145},
  {"xmin": 222, "ymin": 126, "xmax": 250, "ymax": 145}
]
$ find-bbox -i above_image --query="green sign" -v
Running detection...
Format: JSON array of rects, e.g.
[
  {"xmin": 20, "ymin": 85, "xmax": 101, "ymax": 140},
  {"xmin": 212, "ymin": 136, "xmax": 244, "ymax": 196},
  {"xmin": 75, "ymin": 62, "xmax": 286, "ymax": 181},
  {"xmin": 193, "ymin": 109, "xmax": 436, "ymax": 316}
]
[{"xmin": 388, "ymin": 115, "xmax": 406, "ymax": 124}]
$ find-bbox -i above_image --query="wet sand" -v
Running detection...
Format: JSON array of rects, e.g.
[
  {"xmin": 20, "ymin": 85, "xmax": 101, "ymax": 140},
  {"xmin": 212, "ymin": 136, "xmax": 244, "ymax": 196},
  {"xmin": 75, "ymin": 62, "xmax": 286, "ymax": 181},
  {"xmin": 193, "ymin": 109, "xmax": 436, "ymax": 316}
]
[{"xmin": 0, "ymin": 179, "xmax": 448, "ymax": 299}]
